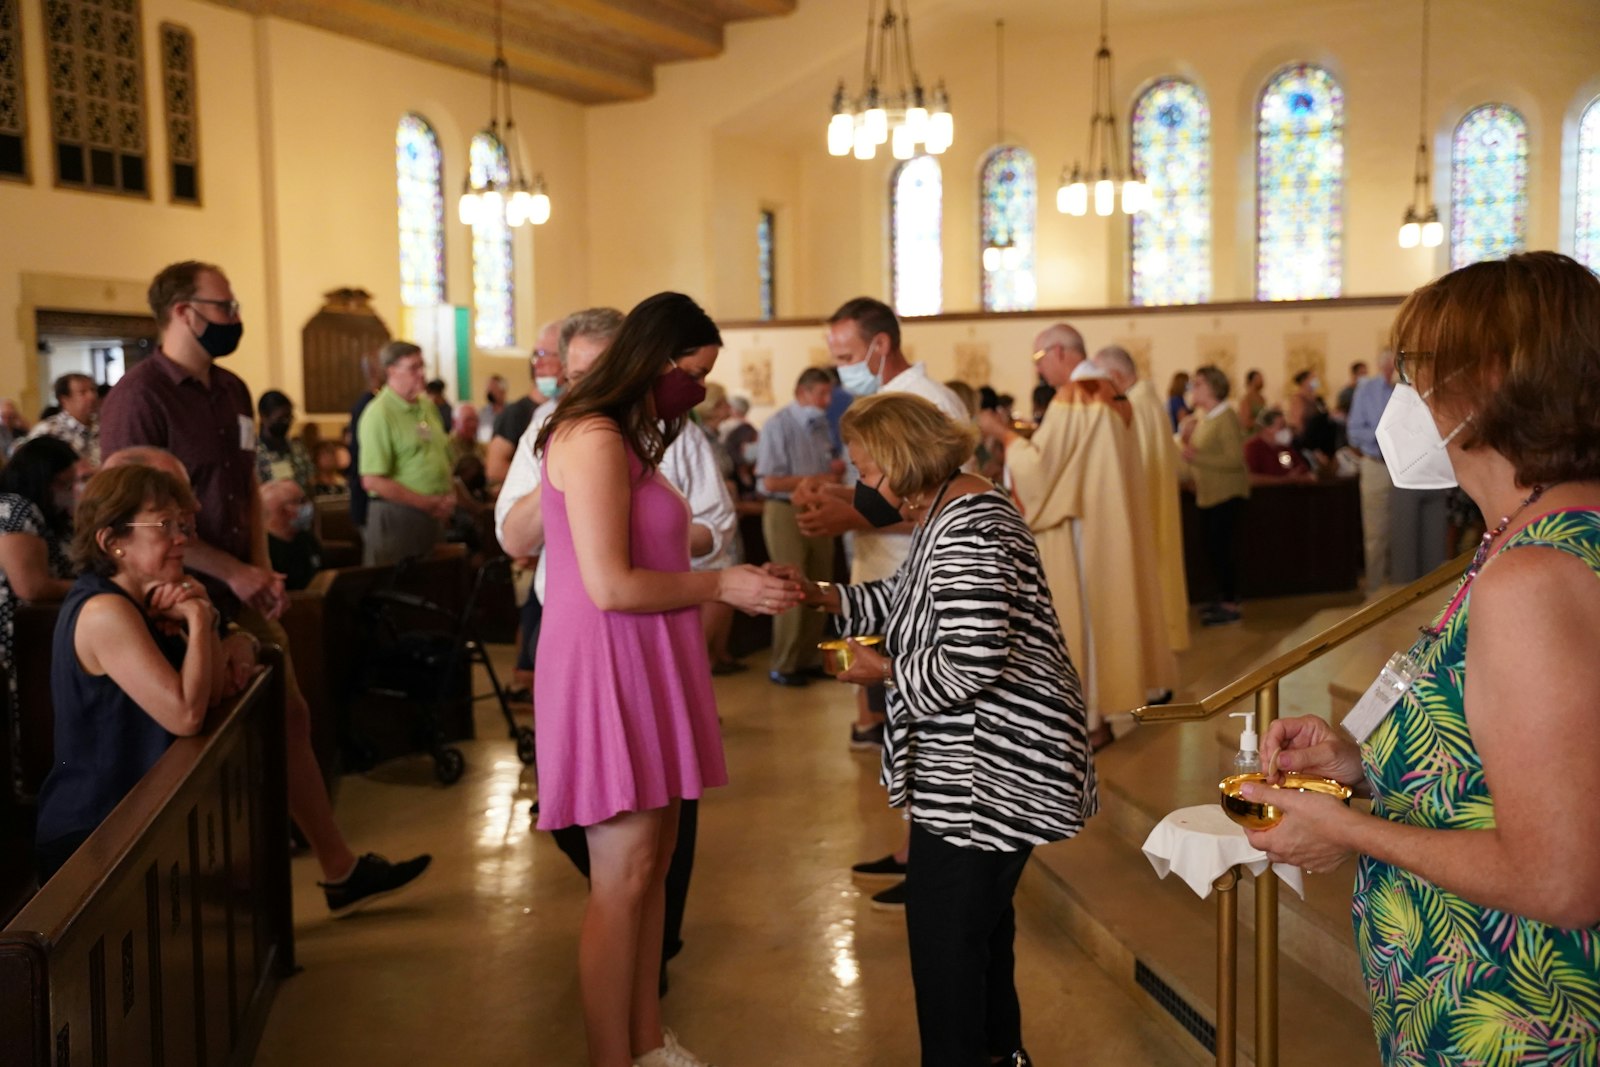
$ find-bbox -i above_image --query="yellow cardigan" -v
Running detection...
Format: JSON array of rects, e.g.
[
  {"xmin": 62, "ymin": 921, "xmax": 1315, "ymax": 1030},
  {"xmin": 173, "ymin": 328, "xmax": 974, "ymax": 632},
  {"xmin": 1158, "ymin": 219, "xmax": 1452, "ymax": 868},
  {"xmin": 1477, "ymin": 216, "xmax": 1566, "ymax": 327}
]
[{"xmin": 1185, "ymin": 405, "xmax": 1250, "ymax": 508}]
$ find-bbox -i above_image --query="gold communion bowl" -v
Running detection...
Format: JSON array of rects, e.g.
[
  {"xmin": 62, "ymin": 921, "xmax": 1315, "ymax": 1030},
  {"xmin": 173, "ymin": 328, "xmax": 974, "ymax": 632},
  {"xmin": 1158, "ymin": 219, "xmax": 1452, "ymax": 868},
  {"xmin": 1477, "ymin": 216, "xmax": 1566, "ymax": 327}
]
[
  {"xmin": 1218, "ymin": 772, "xmax": 1353, "ymax": 830},
  {"xmin": 1011, "ymin": 419, "xmax": 1038, "ymax": 440},
  {"xmin": 818, "ymin": 636, "xmax": 883, "ymax": 675}
]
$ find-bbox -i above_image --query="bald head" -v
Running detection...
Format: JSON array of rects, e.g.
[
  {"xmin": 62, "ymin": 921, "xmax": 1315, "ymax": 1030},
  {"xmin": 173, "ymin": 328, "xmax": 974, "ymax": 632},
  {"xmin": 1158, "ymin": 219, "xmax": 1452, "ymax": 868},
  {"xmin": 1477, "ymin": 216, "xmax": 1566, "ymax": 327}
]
[
  {"xmin": 1031, "ymin": 323, "xmax": 1087, "ymax": 389},
  {"xmin": 259, "ymin": 478, "xmax": 304, "ymax": 512},
  {"xmin": 1093, "ymin": 345, "xmax": 1138, "ymax": 393},
  {"xmin": 104, "ymin": 445, "xmax": 189, "ymax": 486}
]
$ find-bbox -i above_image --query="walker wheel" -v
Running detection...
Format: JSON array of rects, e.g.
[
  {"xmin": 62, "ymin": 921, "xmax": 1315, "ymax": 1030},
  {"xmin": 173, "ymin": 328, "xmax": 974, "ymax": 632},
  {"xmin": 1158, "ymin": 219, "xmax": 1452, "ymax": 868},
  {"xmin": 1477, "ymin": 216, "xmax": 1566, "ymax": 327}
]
[
  {"xmin": 435, "ymin": 747, "xmax": 466, "ymax": 785},
  {"xmin": 514, "ymin": 726, "xmax": 537, "ymax": 765}
]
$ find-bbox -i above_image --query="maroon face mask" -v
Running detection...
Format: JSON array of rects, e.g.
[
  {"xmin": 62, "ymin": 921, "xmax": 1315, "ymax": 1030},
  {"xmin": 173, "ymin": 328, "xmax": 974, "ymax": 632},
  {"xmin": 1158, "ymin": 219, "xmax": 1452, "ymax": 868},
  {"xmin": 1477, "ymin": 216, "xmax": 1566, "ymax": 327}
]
[{"xmin": 653, "ymin": 365, "xmax": 707, "ymax": 421}]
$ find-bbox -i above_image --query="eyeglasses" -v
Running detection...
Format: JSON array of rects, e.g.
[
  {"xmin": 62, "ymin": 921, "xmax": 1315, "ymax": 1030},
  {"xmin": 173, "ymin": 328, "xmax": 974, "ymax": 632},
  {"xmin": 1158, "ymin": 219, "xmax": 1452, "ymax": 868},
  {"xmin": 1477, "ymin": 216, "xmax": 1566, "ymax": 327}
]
[
  {"xmin": 123, "ymin": 518, "xmax": 197, "ymax": 539},
  {"xmin": 188, "ymin": 297, "xmax": 241, "ymax": 318},
  {"xmin": 1395, "ymin": 350, "xmax": 1434, "ymax": 387}
]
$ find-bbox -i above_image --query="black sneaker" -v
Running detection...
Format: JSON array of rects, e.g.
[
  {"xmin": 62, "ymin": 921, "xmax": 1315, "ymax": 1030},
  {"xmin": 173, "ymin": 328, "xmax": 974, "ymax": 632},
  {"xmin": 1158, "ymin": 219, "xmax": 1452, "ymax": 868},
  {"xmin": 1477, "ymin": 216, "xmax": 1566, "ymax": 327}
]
[
  {"xmin": 851, "ymin": 853, "xmax": 907, "ymax": 881},
  {"xmin": 322, "ymin": 852, "xmax": 432, "ymax": 917},
  {"xmin": 849, "ymin": 723, "xmax": 885, "ymax": 750},
  {"xmin": 869, "ymin": 880, "xmax": 907, "ymax": 911}
]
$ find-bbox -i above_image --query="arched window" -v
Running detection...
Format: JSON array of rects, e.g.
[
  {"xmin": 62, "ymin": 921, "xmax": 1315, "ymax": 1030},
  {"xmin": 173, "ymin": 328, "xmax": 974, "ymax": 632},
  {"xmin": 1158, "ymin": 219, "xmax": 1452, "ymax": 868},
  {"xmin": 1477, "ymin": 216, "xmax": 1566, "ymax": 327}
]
[
  {"xmin": 470, "ymin": 131, "xmax": 515, "ymax": 348},
  {"xmin": 1450, "ymin": 104, "xmax": 1529, "ymax": 269},
  {"xmin": 1574, "ymin": 96, "xmax": 1600, "ymax": 271},
  {"xmin": 979, "ymin": 147, "xmax": 1036, "ymax": 312},
  {"xmin": 1256, "ymin": 64, "xmax": 1344, "ymax": 301},
  {"xmin": 891, "ymin": 155, "xmax": 942, "ymax": 317},
  {"xmin": 396, "ymin": 114, "xmax": 444, "ymax": 307},
  {"xmin": 1131, "ymin": 79, "xmax": 1211, "ymax": 306}
]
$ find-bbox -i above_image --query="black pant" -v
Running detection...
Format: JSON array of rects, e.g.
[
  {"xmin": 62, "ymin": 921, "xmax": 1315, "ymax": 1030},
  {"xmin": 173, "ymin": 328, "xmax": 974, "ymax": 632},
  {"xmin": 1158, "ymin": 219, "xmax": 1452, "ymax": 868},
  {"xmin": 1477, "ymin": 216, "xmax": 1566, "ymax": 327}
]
[
  {"xmin": 550, "ymin": 798, "xmax": 698, "ymax": 961},
  {"xmin": 905, "ymin": 822, "xmax": 1032, "ymax": 1067},
  {"xmin": 1200, "ymin": 496, "xmax": 1246, "ymax": 604}
]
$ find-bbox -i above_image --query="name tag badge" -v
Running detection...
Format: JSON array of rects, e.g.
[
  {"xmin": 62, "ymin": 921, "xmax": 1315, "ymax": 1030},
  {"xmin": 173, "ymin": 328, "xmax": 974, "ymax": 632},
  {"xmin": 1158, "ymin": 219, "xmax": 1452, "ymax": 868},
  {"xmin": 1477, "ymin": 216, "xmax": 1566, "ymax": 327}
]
[
  {"xmin": 1341, "ymin": 651, "xmax": 1421, "ymax": 744},
  {"xmin": 238, "ymin": 414, "xmax": 257, "ymax": 450},
  {"xmin": 416, "ymin": 420, "xmax": 432, "ymax": 442}
]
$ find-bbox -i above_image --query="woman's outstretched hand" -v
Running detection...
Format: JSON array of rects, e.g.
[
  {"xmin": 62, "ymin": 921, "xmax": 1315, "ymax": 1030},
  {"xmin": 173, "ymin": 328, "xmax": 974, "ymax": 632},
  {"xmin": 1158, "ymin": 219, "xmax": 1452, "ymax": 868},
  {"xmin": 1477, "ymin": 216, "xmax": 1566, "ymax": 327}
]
[{"xmin": 717, "ymin": 564, "xmax": 804, "ymax": 616}]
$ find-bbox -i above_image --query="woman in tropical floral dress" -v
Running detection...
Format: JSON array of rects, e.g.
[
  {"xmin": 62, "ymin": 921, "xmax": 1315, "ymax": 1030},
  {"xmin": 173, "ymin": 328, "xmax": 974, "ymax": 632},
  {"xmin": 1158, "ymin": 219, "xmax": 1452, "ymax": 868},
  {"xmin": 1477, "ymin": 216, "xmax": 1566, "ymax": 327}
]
[{"xmin": 1244, "ymin": 252, "xmax": 1600, "ymax": 1066}]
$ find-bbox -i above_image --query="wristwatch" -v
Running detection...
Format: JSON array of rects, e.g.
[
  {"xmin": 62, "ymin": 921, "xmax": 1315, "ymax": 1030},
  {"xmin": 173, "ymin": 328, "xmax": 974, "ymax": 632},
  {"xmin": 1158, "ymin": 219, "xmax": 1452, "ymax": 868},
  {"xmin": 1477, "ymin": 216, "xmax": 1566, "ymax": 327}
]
[{"xmin": 882, "ymin": 658, "xmax": 895, "ymax": 689}]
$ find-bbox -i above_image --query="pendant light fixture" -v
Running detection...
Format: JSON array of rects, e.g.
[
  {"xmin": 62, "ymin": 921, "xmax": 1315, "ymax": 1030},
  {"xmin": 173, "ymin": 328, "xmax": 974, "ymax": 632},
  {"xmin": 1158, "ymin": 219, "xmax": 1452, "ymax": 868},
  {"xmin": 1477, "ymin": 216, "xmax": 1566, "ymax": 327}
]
[
  {"xmin": 1398, "ymin": 0, "xmax": 1443, "ymax": 248},
  {"xmin": 826, "ymin": 0, "xmax": 953, "ymax": 161},
  {"xmin": 982, "ymin": 20, "xmax": 1024, "ymax": 272},
  {"xmin": 1056, "ymin": 0, "xmax": 1145, "ymax": 217},
  {"xmin": 458, "ymin": 0, "xmax": 550, "ymax": 229}
]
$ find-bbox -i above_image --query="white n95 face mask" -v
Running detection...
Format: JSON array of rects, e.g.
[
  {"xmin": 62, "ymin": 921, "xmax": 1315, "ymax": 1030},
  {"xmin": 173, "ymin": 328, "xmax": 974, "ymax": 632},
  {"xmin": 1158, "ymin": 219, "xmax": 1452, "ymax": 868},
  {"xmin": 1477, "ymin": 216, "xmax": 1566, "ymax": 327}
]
[{"xmin": 1375, "ymin": 384, "xmax": 1468, "ymax": 490}]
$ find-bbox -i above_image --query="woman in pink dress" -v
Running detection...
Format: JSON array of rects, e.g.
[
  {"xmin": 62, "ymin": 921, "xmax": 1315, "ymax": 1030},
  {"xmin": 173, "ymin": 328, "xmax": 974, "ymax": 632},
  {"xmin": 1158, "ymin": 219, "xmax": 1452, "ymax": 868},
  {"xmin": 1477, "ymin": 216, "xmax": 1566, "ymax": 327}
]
[{"xmin": 534, "ymin": 292, "xmax": 801, "ymax": 1067}]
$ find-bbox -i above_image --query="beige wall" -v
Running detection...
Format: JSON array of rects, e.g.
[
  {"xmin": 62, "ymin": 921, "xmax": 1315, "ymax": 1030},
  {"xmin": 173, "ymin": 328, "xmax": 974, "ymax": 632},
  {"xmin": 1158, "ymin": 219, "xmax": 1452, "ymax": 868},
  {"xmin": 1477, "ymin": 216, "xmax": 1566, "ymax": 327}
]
[
  {"xmin": 585, "ymin": 0, "xmax": 1600, "ymax": 320},
  {"xmin": 0, "ymin": 1, "xmax": 587, "ymax": 417}
]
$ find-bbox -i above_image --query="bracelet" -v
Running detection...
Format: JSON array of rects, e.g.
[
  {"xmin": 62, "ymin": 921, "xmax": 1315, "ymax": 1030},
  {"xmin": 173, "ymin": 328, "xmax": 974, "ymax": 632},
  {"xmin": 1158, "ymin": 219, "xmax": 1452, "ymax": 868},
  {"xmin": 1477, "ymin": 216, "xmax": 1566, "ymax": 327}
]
[
  {"xmin": 813, "ymin": 580, "xmax": 833, "ymax": 612},
  {"xmin": 881, "ymin": 658, "xmax": 895, "ymax": 689}
]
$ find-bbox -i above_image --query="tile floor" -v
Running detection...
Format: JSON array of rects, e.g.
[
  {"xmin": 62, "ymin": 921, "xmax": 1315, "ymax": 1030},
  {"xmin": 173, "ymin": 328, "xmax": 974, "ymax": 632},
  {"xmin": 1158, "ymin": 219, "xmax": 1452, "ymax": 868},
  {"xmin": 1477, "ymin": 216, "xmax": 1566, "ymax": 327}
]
[{"xmin": 254, "ymin": 592, "xmax": 1374, "ymax": 1066}]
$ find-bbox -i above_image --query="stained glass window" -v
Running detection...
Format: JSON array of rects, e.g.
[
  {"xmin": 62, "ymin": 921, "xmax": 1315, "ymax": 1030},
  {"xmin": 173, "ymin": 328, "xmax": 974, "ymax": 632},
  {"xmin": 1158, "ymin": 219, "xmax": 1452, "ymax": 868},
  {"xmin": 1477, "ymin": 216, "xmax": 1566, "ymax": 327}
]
[
  {"xmin": 1580, "ymin": 96, "xmax": 1600, "ymax": 272},
  {"xmin": 0, "ymin": 0, "xmax": 29, "ymax": 180},
  {"xmin": 1256, "ymin": 64, "xmax": 1343, "ymax": 300},
  {"xmin": 758, "ymin": 209, "xmax": 776, "ymax": 320},
  {"xmin": 396, "ymin": 114, "xmax": 444, "ymax": 308},
  {"xmin": 44, "ymin": 0, "xmax": 150, "ymax": 195},
  {"xmin": 1131, "ymin": 79, "xmax": 1210, "ymax": 306},
  {"xmin": 470, "ymin": 131, "xmax": 515, "ymax": 348},
  {"xmin": 979, "ymin": 147, "xmax": 1036, "ymax": 312},
  {"xmin": 891, "ymin": 155, "xmax": 942, "ymax": 317},
  {"xmin": 1450, "ymin": 105, "xmax": 1528, "ymax": 269},
  {"xmin": 160, "ymin": 24, "xmax": 198, "ymax": 203}
]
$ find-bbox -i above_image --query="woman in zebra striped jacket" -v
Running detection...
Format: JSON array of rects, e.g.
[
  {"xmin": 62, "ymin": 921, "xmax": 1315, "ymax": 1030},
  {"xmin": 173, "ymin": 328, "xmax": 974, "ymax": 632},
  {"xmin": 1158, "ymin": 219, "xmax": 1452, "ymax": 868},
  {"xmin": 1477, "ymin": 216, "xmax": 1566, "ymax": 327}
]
[{"xmin": 776, "ymin": 392, "xmax": 1097, "ymax": 1067}]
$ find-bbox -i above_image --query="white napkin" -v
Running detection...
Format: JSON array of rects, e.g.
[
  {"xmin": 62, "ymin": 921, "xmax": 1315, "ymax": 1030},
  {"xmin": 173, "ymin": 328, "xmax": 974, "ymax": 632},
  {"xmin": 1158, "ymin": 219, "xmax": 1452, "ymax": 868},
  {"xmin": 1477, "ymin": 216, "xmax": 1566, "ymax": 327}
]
[{"xmin": 1141, "ymin": 804, "xmax": 1306, "ymax": 900}]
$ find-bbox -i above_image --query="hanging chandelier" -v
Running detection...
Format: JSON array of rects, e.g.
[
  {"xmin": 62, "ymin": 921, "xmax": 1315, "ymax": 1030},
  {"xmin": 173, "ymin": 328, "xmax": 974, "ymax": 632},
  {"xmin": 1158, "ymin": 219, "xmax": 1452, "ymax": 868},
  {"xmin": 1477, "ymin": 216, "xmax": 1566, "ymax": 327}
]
[
  {"xmin": 826, "ymin": 0, "xmax": 953, "ymax": 161},
  {"xmin": 1056, "ymin": 0, "xmax": 1146, "ymax": 217},
  {"xmin": 982, "ymin": 19, "xmax": 1024, "ymax": 271},
  {"xmin": 458, "ymin": 0, "xmax": 550, "ymax": 229},
  {"xmin": 1398, "ymin": 0, "xmax": 1443, "ymax": 248}
]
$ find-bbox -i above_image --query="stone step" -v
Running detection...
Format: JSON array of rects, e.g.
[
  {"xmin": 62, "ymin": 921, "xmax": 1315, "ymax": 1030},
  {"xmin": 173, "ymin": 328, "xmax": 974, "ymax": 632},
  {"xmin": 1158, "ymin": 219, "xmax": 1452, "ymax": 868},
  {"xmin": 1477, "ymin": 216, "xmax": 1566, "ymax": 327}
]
[{"xmin": 1024, "ymin": 814, "xmax": 1381, "ymax": 1067}]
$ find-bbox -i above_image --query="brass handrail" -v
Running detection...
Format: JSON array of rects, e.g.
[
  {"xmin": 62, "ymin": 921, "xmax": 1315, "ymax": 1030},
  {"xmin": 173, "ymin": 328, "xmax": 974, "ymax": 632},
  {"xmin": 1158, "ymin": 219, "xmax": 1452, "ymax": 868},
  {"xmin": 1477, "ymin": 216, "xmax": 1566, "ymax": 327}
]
[
  {"xmin": 1132, "ymin": 548, "xmax": 1472, "ymax": 725},
  {"xmin": 1134, "ymin": 548, "xmax": 1472, "ymax": 1067}
]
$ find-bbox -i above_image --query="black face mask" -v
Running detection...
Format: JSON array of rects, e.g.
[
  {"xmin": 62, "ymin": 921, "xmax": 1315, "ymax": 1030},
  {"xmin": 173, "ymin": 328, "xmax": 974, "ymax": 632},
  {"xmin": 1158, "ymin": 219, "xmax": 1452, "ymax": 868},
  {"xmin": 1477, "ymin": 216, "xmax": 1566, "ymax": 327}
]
[
  {"xmin": 853, "ymin": 478, "xmax": 904, "ymax": 529},
  {"xmin": 266, "ymin": 418, "xmax": 292, "ymax": 441},
  {"xmin": 194, "ymin": 318, "xmax": 243, "ymax": 359}
]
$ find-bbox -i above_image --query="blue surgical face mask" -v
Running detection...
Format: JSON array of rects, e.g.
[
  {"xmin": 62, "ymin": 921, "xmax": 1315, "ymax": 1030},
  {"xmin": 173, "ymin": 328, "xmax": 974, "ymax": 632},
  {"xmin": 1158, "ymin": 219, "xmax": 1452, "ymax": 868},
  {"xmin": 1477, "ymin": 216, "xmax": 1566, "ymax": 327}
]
[
  {"xmin": 838, "ymin": 345, "xmax": 882, "ymax": 396},
  {"xmin": 292, "ymin": 501, "xmax": 314, "ymax": 532},
  {"xmin": 536, "ymin": 375, "xmax": 562, "ymax": 400}
]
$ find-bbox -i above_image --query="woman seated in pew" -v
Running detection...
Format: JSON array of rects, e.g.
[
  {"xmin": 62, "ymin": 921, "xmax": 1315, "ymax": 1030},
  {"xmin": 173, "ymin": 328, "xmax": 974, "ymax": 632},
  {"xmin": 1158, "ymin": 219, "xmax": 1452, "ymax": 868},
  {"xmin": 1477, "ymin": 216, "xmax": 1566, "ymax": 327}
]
[
  {"xmin": 0, "ymin": 437, "xmax": 87, "ymax": 788},
  {"xmin": 33, "ymin": 464, "xmax": 228, "ymax": 881}
]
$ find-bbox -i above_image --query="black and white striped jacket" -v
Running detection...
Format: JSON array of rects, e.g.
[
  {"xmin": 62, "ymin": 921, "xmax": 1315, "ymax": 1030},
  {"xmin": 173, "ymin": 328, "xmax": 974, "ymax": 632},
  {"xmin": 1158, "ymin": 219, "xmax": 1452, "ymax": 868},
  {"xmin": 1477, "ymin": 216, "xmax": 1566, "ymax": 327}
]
[{"xmin": 840, "ymin": 488, "xmax": 1098, "ymax": 852}]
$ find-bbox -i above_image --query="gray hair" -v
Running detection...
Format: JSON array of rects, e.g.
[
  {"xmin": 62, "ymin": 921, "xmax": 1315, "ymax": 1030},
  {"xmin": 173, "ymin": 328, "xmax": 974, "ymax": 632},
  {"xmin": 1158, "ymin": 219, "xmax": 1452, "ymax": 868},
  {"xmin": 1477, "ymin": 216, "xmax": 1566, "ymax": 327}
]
[
  {"xmin": 379, "ymin": 340, "xmax": 422, "ymax": 367},
  {"xmin": 259, "ymin": 478, "xmax": 305, "ymax": 509},
  {"xmin": 559, "ymin": 307, "xmax": 625, "ymax": 363},
  {"xmin": 729, "ymin": 396, "xmax": 750, "ymax": 416},
  {"xmin": 1093, "ymin": 344, "xmax": 1138, "ymax": 386},
  {"xmin": 1035, "ymin": 323, "xmax": 1086, "ymax": 355}
]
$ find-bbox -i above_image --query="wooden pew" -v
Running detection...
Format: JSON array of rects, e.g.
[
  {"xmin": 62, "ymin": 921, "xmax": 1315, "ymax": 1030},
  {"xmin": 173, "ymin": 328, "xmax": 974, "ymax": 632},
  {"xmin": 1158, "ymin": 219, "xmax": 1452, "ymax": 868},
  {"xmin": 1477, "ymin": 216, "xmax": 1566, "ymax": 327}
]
[
  {"xmin": 0, "ymin": 653, "xmax": 294, "ymax": 1067},
  {"xmin": 1180, "ymin": 477, "xmax": 1365, "ymax": 601},
  {"xmin": 9, "ymin": 602, "xmax": 60, "ymax": 806}
]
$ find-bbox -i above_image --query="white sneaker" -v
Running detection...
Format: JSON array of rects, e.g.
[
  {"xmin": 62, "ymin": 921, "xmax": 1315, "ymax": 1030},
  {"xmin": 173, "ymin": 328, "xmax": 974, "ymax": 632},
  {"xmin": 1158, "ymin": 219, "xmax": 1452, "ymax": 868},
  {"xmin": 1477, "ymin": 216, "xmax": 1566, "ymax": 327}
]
[{"xmin": 634, "ymin": 1028, "xmax": 717, "ymax": 1067}]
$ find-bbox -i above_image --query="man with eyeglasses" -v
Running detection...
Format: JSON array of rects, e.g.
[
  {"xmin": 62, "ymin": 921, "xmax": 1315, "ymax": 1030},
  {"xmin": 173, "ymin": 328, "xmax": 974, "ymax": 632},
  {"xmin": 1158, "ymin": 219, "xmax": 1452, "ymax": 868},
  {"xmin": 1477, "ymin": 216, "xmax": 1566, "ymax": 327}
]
[
  {"xmin": 102, "ymin": 263, "xmax": 433, "ymax": 915},
  {"xmin": 484, "ymin": 320, "xmax": 565, "ymax": 493},
  {"xmin": 355, "ymin": 341, "xmax": 454, "ymax": 566}
]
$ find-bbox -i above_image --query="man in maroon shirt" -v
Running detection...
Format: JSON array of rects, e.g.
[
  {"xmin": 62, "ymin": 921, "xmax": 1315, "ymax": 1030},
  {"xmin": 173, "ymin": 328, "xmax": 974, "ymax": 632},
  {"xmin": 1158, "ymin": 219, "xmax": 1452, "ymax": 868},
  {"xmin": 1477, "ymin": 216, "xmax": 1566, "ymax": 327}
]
[{"xmin": 101, "ymin": 260, "xmax": 429, "ymax": 915}]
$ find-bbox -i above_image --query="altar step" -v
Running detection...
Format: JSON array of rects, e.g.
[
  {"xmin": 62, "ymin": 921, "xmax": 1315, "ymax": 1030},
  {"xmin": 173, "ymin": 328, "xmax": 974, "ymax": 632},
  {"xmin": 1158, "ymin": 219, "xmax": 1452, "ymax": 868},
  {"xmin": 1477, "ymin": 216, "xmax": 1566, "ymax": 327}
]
[{"xmin": 1018, "ymin": 594, "xmax": 1398, "ymax": 1065}]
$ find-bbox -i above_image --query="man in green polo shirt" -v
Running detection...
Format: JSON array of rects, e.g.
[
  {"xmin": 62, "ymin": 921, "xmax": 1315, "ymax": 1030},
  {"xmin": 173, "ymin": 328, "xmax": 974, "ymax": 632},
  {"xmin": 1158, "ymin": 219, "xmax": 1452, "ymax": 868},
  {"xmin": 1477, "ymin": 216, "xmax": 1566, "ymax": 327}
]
[{"xmin": 357, "ymin": 340, "xmax": 455, "ymax": 565}]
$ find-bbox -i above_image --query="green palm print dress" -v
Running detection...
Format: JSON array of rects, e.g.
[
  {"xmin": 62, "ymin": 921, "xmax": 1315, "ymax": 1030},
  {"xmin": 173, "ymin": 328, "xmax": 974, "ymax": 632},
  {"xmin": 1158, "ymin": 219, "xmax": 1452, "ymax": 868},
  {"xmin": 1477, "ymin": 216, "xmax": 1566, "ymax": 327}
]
[{"xmin": 1353, "ymin": 509, "xmax": 1600, "ymax": 1067}]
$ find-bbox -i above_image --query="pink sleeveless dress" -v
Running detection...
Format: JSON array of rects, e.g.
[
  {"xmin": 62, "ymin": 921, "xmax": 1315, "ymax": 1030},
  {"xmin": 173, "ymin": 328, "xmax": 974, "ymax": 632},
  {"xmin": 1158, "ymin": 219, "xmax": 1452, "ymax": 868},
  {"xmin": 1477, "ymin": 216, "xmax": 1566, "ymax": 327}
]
[{"xmin": 533, "ymin": 447, "xmax": 728, "ymax": 830}]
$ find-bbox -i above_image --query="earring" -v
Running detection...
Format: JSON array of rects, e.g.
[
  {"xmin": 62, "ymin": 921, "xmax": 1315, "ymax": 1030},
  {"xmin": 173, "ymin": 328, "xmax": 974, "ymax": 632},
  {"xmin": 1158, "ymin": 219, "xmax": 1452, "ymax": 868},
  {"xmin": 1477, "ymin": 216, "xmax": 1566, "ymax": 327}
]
[{"xmin": 114, "ymin": 548, "xmax": 124, "ymax": 557}]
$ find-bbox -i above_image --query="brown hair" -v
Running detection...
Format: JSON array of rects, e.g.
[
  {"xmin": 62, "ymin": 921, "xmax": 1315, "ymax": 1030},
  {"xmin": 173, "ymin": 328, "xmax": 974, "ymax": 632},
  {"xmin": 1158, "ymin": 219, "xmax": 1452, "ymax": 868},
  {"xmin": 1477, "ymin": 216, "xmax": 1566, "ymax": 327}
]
[
  {"xmin": 1167, "ymin": 371, "xmax": 1190, "ymax": 400},
  {"xmin": 148, "ymin": 260, "xmax": 221, "ymax": 327},
  {"xmin": 1194, "ymin": 365, "xmax": 1231, "ymax": 401},
  {"xmin": 1390, "ymin": 251, "xmax": 1600, "ymax": 484},
  {"xmin": 840, "ymin": 393, "xmax": 977, "ymax": 499},
  {"xmin": 535, "ymin": 292, "xmax": 721, "ymax": 471},
  {"xmin": 72, "ymin": 465, "xmax": 199, "ymax": 577},
  {"xmin": 829, "ymin": 297, "xmax": 901, "ymax": 351}
]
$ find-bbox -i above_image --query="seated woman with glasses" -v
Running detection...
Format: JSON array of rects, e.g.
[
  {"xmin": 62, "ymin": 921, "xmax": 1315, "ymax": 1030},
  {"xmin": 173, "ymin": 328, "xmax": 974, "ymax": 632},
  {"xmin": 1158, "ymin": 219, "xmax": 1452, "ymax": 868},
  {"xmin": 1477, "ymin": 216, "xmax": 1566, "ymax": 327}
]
[{"xmin": 33, "ymin": 464, "xmax": 225, "ymax": 881}]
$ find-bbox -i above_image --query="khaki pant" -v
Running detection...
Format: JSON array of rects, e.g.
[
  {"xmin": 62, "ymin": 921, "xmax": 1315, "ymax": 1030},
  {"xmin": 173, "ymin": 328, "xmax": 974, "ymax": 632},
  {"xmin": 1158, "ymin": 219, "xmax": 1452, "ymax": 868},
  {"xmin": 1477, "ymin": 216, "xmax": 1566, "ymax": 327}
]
[
  {"xmin": 1359, "ymin": 455, "xmax": 1393, "ymax": 588},
  {"xmin": 762, "ymin": 499, "xmax": 834, "ymax": 674},
  {"xmin": 364, "ymin": 498, "xmax": 443, "ymax": 566}
]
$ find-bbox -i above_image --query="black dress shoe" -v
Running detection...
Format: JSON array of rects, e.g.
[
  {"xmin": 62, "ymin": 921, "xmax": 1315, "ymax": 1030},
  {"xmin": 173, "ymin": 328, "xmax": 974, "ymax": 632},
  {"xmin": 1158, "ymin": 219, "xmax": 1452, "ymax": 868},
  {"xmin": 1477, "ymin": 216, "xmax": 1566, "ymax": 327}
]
[
  {"xmin": 769, "ymin": 670, "xmax": 811, "ymax": 687},
  {"xmin": 800, "ymin": 665, "xmax": 831, "ymax": 680},
  {"xmin": 1149, "ymin": 689, "xmax": 1175, "ymax": 705}
]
